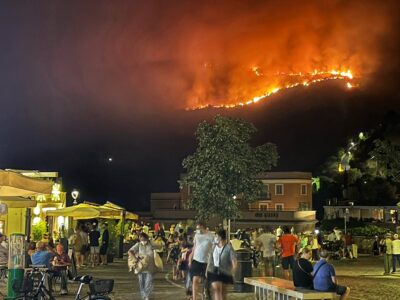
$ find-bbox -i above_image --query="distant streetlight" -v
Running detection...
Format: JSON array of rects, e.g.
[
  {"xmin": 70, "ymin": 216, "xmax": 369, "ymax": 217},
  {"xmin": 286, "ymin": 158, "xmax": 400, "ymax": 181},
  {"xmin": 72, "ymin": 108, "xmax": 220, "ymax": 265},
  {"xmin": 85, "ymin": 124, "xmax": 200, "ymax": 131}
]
[{"xmin": 71, "ymin": 189, "xmax": 79, "ymax": 205}]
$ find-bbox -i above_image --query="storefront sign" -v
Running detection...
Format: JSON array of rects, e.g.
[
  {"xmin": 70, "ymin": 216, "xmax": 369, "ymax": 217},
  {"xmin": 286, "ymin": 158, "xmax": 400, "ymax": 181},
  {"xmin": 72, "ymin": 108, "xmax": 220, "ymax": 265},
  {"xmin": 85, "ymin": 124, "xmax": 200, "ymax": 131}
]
[{"xmin": 254, "ymin": 212, "xmax": 279, "ymax": 218}]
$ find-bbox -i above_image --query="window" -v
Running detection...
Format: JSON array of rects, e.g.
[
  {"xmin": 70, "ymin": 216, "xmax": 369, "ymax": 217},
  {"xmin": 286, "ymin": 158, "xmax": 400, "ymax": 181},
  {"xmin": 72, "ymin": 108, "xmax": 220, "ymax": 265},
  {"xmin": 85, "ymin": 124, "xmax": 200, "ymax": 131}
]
[
  {"xmin": 259, "ymin": 204, "xmax": 268, "ymax": 211},
  {"xmin": 275, "ymin": 184, "xmax": 284, "ymax": 195},
  {"xmin": 300, "ymin": 184, "xmax": 307, "ymax": 195},
  {"xmin": 275, "ymin": 203, "xmax": 284, "ymax": 211},
  {"xmin": 259, "ymin": 184, "xmax": 271, "ymax": 199}
]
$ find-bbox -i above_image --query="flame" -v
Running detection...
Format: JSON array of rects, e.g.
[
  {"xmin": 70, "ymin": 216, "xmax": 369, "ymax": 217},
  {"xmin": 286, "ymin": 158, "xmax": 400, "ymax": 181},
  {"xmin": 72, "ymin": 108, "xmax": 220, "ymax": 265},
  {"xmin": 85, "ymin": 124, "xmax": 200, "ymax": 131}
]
[{"xmin": 186, "ymin": 69, "xmax": 358, "ymax": 110}]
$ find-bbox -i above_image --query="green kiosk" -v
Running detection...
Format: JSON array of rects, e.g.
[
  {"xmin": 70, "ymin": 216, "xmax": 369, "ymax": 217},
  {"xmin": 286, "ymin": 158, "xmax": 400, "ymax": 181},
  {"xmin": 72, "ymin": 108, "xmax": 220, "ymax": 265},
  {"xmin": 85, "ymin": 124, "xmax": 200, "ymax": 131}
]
[{"xmin": 6, "ymin": 233, "xmax": 25, "ymax": 300}]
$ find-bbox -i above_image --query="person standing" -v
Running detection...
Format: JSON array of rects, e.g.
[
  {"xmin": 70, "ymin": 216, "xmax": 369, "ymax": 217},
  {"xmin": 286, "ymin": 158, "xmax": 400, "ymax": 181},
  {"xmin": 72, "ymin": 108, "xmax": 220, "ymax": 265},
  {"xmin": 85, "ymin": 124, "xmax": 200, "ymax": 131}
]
[
  {"xmin": 142, "ymin": 223, "xmax": 149, "ymax": 235},
  {"xmin": 128, "ymin": 233, "xmax": 162, "ymax": 300},
  {"xmin": 277, "ymin": 226, "xmax": 299, "ymax": 280},
  {"xmin": 189, "ymin": 221, "xmax": 214, "ymax": 300},
  {"xmin": 89, "ymin": 223, "xmax": 101, "ymax": 267},
  {"xmin": 71, "ymin": 228, "xmax": 84, "ymax": 269},
  {"xmin": 310, "ymin": 234, "xmax": 320, "ymax": 262},
  {"xmin": 100, "ymin": 223, "xmax": 109, "ymax": 266},
  {"xmin": 293, "ymin": 248, "xmax": 313, "ymax": 289},
  {"xmin": 276, "ymin": 226, "xmax": 283, "ymax": 238},
  {"xmin": 206, "ymin": 229, "xmax": 237, "ymax": 300},
  {"xmin": 392, "ymin": 234, "xmax": 400, "ymax": 273},
  {"xmin": 80, "ymin": 226, "xmax": 89, "ymax": 266},
  {"xmin": 313, "ymin": 249, "xmax": 350, "ymax": 300},
  {"xmin": 0, "ymin": 233, "xmax": 8, "ymax": 265},
  {"xmin": 255, "ymin": 227, "xmax": 277, "ymax": 276},
  {"xmin": 383, "ymin": 233, "xmax": 392, "ymax": 275}
]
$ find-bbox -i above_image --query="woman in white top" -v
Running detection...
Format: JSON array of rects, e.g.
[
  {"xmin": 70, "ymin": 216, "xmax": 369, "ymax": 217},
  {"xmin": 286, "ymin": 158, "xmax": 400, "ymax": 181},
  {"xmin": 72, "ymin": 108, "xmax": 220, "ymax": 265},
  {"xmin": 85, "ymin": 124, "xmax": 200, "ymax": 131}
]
[
  {"xmin": 206, "ymin": 229, "xmax": 237, "ymax": 300},
  {"xmin": 128, "ymin": 232, "xmax": 162, "ymax": 300}
]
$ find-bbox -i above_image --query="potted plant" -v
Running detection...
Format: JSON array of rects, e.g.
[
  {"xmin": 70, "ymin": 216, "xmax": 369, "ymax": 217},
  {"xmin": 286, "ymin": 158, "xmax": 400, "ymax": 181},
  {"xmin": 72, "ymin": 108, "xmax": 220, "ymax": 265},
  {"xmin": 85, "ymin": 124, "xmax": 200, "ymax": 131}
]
[{"xmin": 106, "ymin": 221, "xmax": 118, "ymax": 263}]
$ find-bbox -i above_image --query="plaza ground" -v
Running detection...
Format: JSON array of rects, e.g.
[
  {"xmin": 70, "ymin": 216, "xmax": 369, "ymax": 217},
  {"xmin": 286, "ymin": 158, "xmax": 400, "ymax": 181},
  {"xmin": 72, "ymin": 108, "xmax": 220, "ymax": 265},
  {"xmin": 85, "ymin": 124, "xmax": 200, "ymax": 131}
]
[{"xmin": 1, "ymin": 255, "xmax": 400, "ymax": 300}]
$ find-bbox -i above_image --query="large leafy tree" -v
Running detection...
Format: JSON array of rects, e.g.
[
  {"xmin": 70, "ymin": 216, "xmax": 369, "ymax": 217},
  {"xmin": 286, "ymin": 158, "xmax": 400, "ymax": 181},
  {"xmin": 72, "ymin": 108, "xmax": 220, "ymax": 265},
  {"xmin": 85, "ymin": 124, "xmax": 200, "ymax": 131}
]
[
  {"xmin": 370, "ymin": 139, "xmax": 400, "ymax": 182},
  {"xmin": 180, "ymin": 115, "xmax": 279, "ymax": 221}
]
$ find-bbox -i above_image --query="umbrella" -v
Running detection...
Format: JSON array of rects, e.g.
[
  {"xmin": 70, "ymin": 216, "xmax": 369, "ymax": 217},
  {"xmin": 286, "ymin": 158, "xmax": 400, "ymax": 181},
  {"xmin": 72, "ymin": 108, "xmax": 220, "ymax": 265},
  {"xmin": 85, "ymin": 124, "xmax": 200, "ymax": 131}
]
[
  {"xmin": 0, "ymin": 169, "xmax": 53, "ymax": 197},
  {"xmin": 102, "ymin": 201, "xmax": 138, "ymax": 220},
  {"xmin": 83, "ymin": 201, "xmax": 138, "ymax": 220},
  {"xmin": 46, "ymin": 203, "xmax": 101, "ymax": 219}
]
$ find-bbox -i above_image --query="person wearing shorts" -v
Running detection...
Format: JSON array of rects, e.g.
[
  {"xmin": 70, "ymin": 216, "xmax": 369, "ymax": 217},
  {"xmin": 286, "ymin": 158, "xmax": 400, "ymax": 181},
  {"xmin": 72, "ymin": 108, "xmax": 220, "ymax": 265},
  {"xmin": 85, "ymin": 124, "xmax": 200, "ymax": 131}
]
[
  {"xmin": 206, "ymin": 229, "xmax": 237, "ymax": 300},
  {"xmin": 277, "ymin": 226, "xmax": 299, "ymax": 279},
  {"xmin": 89, "ymin": 223, "xmax": 101, "ymax": 267},
  {"xmin": 313, "ymin": 249, "xmax": 350, "ymax": 300},
  {"xmin": 255, "ymin": 226, "xmax": 277, "ymax": 276},
  {"xmin": 189, "ymin": 222, "xmax": 214, "ymax": 300}
]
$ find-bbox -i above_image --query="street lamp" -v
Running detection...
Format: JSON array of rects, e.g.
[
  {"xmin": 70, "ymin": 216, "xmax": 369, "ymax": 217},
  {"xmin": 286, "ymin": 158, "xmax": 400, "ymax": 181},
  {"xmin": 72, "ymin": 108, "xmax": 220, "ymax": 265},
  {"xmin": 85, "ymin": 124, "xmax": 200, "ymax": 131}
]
[
  {"xmin": 71, "ymin": 190, "xmax": 79, "ymax": 205},
  {"xmin": 344, "ymin": 208, "xmax": 350, "ymax": 234}
]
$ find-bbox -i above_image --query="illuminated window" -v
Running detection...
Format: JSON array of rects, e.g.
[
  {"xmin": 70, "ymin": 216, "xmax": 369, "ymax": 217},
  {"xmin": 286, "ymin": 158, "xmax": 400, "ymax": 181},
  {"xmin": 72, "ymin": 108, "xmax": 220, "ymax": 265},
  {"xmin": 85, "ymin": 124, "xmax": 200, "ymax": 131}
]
[{"xmin": 275, "ymin": 184, "xmax": 284, "ymax": 195}]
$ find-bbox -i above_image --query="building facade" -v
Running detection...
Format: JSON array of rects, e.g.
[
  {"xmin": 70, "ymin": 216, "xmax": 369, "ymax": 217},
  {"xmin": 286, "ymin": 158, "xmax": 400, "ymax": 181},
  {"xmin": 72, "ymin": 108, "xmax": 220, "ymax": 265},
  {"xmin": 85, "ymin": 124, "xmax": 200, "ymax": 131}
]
[
  {"xmin": 324, "ymin": 205, "xmax": 399, "ymax": 224},
  {"xmin": 0, "ymin": 170, "xmax": 67, "ymax": 238},
  {"xmin": 148, "ymin": 172, "xmax": 316, "ymax": 232}
]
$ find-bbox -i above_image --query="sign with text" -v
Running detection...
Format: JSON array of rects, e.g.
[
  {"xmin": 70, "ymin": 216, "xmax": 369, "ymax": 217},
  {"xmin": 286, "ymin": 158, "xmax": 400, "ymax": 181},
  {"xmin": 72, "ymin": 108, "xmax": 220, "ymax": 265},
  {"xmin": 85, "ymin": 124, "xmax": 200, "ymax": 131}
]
[{"xmin": 254, "ymin": 212, "xmax": 279, "ymax": 218}]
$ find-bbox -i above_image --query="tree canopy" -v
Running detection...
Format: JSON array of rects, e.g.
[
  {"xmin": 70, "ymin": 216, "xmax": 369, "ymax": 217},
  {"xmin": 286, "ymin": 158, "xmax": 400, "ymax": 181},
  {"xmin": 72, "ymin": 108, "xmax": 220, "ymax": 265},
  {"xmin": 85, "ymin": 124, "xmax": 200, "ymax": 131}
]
[{"xmin": 180, "ymin": 115, "xmax": 279, "ymax": 221}]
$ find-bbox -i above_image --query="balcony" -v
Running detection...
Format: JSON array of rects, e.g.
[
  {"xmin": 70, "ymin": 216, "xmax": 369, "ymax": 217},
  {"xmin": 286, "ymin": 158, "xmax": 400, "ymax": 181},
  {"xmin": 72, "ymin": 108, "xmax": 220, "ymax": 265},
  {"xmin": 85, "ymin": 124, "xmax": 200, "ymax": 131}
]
[{"xmin": 152, "ymin": 208, "xmax": 315, "ymax": 222}]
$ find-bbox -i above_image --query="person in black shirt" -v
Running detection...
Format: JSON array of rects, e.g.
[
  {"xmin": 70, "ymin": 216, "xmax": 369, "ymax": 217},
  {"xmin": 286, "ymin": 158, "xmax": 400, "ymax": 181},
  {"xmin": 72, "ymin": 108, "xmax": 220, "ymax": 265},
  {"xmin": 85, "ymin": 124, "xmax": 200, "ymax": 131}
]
[
  {"xmin": 293, "ymin": 248, "xmax": 313, "ymax": 289},
  {"xmin": 100, "ymin": 222, "xmax": 110, "ymax": 265},
  {"xmin": 89, "ymin": 223, "xmax": 101, "ymax": 267}
]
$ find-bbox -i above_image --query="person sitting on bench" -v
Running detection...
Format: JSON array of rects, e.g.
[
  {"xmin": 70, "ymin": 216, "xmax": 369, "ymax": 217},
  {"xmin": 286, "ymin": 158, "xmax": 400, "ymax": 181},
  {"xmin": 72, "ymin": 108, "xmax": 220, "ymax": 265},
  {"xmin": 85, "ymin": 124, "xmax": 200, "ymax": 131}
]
[
  {"xmin": 313, "ymin": 249, "xmax": 350, "ymax": 300},
  {"xmin": 293, "ymin": 248, "xmax": 313, "ymax": 289}
]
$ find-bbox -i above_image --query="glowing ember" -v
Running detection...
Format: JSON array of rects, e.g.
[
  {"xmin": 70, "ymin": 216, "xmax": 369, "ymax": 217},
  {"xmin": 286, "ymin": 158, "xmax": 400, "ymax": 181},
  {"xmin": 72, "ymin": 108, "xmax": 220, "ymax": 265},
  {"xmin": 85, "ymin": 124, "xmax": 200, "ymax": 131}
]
[{"xmin": 186, "ymin": 69, "xmax": 358, "ymax": 110}]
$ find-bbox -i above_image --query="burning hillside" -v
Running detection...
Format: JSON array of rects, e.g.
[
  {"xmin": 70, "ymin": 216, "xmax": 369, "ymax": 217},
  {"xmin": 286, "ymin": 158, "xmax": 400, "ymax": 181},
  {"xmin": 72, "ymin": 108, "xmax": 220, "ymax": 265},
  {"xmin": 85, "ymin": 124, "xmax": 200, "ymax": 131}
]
[{"xmin": 186, "ymin": 68, "xmax": 357, "ymax": 110}]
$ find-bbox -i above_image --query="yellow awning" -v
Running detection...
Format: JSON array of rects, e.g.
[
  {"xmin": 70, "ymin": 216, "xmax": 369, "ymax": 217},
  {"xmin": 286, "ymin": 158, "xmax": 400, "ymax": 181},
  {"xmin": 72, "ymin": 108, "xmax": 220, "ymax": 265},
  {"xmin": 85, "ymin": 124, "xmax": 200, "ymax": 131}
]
[
  {"xmin": 46, "ymin": 203, "xmax": 100, "ymax": 219},
  {"xmin": 84, "ymin": 201, "xmax": 139, "ymax": 220},
  {"xmin": 102, "ymin": 201, "xmax": 138, "ymax": 220},
  {"xmin": 0, "ymin": 169, "xmax": 53, "ymax": 197},
  {"xmin": 0, "ymin": 196, "xmax": 37, "ymax": 208}
]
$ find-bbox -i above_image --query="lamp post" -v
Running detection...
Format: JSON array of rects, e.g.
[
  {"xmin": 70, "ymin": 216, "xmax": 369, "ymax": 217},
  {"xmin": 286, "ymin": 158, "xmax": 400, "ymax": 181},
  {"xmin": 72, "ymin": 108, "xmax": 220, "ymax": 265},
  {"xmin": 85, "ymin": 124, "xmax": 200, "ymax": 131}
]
[
  {"xmin": 344, "ymin": 208, "xmax": 350, "ymax": 234},
  {"xmin": 71, "ymin": 190, "xmax": 79, "ymax": 205}
]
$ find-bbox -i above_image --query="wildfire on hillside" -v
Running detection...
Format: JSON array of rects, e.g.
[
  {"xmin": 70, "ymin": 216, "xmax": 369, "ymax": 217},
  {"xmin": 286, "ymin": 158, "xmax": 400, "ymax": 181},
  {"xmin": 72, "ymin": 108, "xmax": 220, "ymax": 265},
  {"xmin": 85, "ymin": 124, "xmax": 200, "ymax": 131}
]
[{"xmin": 186, "ymin": 68, "xmax": 358, "ymax": 110}]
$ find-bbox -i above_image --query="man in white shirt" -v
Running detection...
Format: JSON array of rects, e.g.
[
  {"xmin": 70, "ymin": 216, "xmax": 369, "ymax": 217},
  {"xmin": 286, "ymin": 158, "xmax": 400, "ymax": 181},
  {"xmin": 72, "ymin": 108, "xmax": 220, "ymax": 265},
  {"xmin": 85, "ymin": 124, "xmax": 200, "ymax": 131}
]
[
  {"xmin": 189, "ymin": 222, "xmax": 214, "ymax": 300},
  {"xmin": 255, "ymin": 227, "xmax": 277, "ymax": 276}
]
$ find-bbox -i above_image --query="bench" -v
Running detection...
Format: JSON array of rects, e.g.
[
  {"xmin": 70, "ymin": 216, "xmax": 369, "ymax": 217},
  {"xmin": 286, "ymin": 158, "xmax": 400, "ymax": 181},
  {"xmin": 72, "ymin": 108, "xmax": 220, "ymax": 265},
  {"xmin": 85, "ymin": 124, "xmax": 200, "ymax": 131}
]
[{"xmin": 244, "ymin": 277, "xmax": 337, "ymax": 300}]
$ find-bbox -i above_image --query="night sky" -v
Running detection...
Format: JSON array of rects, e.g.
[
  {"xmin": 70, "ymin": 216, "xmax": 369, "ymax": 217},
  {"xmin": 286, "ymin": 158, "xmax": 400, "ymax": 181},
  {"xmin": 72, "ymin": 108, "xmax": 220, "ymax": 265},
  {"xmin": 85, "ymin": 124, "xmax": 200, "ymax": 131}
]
[{"xmin": 0, "ymin": 1, "xmax": 399, "ymax": 211}]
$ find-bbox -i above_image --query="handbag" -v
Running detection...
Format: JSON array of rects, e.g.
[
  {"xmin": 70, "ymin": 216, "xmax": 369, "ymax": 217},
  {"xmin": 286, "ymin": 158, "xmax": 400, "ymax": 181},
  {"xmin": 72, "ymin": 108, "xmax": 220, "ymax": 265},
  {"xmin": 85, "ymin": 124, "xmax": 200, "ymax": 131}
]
[{"xmin": 154, "ymin": 250, "xmax": 164, "ymax": 270}]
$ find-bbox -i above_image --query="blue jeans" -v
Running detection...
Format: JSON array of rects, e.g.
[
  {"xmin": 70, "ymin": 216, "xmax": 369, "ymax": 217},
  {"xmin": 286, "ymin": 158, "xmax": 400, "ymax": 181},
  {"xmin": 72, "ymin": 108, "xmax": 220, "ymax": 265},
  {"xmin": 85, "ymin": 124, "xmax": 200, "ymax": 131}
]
[
  {"xmin": 392, "ymin": 254, "xmax": 400, "ymax": 272},
  {"xmin": 138, "ymin": 272, "xmax": 153, "ymax": 299}
]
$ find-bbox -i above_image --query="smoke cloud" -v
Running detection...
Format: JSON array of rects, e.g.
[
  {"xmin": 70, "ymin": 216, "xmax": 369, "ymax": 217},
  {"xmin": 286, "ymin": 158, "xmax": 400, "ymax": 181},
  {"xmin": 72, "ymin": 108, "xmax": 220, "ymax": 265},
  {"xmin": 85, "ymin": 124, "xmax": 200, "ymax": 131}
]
[{"xmin": 2, "ymin": 0, "xmax": 396, "ymax": 114}]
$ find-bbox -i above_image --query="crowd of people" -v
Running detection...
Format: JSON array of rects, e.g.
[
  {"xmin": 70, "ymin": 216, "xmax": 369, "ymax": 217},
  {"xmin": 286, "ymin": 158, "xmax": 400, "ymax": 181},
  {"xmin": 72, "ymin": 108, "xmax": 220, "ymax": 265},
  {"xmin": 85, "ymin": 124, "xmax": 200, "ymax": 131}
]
[
  {"xmin": 128, "ymin": 221, "xmax": 237, "ymax": 300},
  {"xmin": 1, "ymin": 219, "xmax": 399, "ymax": 299},
  {"xmin": 127, "ymin": 222, "xmax": 355, "ymax": 300},
  {"xmin": 0, "ymin": 221, "xmax": 110, "ymax": 296}
]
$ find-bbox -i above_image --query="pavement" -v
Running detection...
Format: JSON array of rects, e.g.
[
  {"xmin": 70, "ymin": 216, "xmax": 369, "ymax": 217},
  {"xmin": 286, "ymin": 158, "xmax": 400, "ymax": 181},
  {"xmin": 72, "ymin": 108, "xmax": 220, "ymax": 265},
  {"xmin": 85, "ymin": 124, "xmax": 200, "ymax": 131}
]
[{"xmin": 1, "ymin": 255, "xmax": 400, "ymax": 299}]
